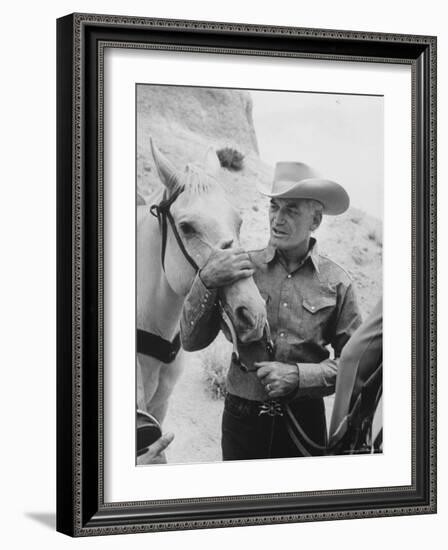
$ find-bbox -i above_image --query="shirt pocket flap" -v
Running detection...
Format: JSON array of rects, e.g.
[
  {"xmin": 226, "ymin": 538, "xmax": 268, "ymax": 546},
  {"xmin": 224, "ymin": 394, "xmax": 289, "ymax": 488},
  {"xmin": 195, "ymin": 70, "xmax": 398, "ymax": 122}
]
[{"xmin": 303, "ymin": 296, "xmax": 336, "ymax": 314}]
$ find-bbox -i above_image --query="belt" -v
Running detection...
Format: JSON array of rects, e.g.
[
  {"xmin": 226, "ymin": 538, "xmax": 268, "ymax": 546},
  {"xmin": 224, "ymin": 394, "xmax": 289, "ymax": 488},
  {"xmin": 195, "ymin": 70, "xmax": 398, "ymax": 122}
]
[{"xmin": 225, "ymin": 393, "xmax": 284, "ymax": 417}]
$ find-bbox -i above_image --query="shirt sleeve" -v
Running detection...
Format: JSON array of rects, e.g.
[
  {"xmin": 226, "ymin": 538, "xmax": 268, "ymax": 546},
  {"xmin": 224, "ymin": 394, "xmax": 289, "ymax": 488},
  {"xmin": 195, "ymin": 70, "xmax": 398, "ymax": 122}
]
[
  {"xmin": 295, "ymin": 282, "xmax": 363, "ymax": 398},
  {"xmin": 179, "ymin": 272, "xmax": 221, "ymax": 351}
]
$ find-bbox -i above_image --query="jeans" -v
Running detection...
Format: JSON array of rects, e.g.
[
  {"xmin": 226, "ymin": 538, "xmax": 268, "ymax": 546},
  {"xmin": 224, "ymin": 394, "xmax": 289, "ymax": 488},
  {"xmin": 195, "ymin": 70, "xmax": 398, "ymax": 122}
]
[{"xmin": 222, "ymin": 393, "xmax": 327, "ymax": 461}]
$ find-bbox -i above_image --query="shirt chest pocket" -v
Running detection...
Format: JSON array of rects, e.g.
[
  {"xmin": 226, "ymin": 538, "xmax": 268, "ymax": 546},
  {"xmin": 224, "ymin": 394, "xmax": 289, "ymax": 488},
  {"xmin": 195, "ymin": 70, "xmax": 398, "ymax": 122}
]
[{"xmin": 301, "ymin": 295, "xmax": 337, "ymax": 340}]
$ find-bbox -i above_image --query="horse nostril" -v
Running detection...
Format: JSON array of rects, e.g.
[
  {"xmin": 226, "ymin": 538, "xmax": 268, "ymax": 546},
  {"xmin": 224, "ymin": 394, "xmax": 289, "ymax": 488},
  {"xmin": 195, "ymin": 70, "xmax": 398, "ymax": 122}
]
[
  {"xmin": 220, "ymin": 238, "xmax": 234, "ymax": 250},
  {"xmin": 235, "ymin": 306, "xmax": 255, "ymax": 329}
]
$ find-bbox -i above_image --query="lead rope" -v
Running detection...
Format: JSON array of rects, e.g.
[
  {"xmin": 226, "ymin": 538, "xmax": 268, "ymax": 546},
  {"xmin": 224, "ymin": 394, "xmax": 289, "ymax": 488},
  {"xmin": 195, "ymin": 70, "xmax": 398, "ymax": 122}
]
[
  {"xmin": 219, "ymin": 308, "xmax": 342, "ymax": 456},
  {"xmin": 219, "ymin": 286, "xmax": 381, "ymax": 455},
  {"xmin": 219, "ymin": 293, "xmax": 331, "ymax": 455}
]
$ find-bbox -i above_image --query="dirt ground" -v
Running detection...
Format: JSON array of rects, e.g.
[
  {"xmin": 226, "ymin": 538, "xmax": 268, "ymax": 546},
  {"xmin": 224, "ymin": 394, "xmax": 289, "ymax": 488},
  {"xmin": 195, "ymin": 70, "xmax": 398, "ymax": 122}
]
[{"xmin": 164, "ymin": 352, "xmax": 223, "ymax": 464}]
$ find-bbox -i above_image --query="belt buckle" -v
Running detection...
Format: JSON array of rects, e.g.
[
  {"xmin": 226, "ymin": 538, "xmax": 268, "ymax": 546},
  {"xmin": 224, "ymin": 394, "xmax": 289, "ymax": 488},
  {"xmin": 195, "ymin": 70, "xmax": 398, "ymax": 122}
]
[{"xmin": 258, "ymin": 400, "xmax": 284, "ymax": 417}]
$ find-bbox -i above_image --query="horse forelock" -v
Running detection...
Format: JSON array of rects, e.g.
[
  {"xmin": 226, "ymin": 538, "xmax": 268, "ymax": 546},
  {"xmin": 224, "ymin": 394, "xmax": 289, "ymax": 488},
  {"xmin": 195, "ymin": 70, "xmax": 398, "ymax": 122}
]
[{"xmin": 180, "ymin": 163, "xmax": 221, "ymax": 196}]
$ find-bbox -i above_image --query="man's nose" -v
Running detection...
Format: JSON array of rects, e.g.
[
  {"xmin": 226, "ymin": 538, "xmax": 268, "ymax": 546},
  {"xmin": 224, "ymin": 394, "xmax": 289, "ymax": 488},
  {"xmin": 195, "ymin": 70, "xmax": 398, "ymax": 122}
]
[{"xmin": 273, "ymin": 210, "xmax": 285, "ymax": 225}]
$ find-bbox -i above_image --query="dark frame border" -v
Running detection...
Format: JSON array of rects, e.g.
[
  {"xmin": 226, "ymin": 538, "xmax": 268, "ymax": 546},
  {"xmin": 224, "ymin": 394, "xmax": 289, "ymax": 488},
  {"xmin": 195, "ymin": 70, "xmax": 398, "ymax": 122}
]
[{"xmin": 56, "ymin": 13, "xmax": 437, "ymax": 537}]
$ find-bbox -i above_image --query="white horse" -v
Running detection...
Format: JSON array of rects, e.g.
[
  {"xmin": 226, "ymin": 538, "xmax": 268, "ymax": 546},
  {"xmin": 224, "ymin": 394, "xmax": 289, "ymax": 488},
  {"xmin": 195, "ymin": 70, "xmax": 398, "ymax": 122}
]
[{"xmin": 137, "ymin": 140, "xmax": 267, "ymax": 424}]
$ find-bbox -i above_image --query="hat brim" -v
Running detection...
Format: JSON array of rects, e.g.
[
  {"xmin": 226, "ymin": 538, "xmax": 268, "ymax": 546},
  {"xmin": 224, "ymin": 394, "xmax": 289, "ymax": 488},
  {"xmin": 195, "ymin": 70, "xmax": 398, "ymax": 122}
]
[{"xmin": 259, "ymin": 178, "xmax": 350, "ymax": 215}]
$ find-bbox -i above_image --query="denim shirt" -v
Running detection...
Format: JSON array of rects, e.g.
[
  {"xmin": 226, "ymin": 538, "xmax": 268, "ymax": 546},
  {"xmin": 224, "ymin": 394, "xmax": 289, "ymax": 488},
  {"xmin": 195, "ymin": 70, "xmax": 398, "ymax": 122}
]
[{"xmin": 180, "ymin": 239, "xmax": 362, "ymax": 401}]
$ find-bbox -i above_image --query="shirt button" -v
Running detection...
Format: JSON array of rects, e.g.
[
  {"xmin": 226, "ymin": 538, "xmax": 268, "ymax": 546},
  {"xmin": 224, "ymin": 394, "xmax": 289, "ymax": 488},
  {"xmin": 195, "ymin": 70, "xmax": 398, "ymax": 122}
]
[
  {"xmin": 310, "ymin": 305, "xmax": 315, "ymax": 311},
  {"xmin": 283, "ymin": 302, "xmax": 288, "ymax": 307},
  {"xmin": 280, "ymin": 332, "xmax": 286, "ymax": 338},
  {"xmin": 287, "ymin": 274, "xmax": 292, "ymax": 279}
]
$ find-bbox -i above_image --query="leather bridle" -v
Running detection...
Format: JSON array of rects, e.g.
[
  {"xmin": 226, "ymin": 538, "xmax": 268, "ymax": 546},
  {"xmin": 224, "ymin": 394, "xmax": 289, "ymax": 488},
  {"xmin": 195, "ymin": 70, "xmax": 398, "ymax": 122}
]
[
  {"xmin": 150, "ymin": 186, "xmax": 199, "ymax": 273},
  {"xmin": 137, "ymin": 187, "xmax": 197, "ymax": 364},
  {"xmin": 142, "ymin": 186, "xmax": 231, "ymax": 363}
]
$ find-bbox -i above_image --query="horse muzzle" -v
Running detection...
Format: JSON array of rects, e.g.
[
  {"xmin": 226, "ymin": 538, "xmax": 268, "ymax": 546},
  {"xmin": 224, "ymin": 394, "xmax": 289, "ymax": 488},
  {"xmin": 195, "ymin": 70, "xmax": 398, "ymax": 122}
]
[{"xmin": 220, "ymin": 274, "xmax": 267, "ymax": 343}]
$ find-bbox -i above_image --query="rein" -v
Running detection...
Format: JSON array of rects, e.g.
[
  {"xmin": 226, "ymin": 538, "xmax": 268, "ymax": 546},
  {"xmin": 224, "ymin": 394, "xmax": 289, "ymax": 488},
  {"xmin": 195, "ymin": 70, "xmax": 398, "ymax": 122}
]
[
  {"xmin": 220, "ymin": 309, "xmax": 382, "ymax": 456},
  {"xmin": 220, "ymin": 309, "xmax": 316, "ymax": 454}
]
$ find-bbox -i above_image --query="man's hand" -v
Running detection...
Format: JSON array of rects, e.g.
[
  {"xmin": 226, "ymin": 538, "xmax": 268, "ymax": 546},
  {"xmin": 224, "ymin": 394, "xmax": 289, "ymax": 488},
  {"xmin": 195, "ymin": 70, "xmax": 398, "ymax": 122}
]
[
  {"xmin": 255, "ymin": 361, "xmax": 300, "ymax": 399},
  {"xmin": 136, "ymin": 432, "xmax": 175, "ymax": 465},
  {"xmin": 199, "ymin": 247, "xmax": 254, "ymax": 288}
]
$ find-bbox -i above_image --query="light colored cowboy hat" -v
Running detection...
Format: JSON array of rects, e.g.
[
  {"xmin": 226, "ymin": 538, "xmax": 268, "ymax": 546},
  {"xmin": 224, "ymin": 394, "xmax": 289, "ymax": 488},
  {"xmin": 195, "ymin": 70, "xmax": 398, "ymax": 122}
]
[{"xmin": 259, "ymin": 162, "xmax": 350, "ymax": 215}]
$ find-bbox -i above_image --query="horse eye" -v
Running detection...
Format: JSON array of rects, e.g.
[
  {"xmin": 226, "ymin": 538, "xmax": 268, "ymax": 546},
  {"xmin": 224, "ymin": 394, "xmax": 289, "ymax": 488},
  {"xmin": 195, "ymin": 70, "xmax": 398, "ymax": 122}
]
[{"xmin": 179, "ymin": 222, "xmax": 195, "ymax": 235}]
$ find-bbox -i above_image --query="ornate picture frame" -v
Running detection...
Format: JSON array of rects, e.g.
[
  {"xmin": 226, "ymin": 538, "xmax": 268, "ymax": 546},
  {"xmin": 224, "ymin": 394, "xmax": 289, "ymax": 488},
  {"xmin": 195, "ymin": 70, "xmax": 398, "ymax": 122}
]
[{"xmin": 56, "ymin": 13, "xmax": 436, "ymax": 536}]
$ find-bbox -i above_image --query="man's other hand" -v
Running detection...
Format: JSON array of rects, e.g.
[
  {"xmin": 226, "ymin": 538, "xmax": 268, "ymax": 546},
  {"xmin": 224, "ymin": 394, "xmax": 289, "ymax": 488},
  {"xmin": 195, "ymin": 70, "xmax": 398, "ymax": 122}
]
[
  {"xmin": 254, "ymin": 361, "xmax": 300, "ymax": 398},
  {"xmin": 137, "ymin": 432, "xmax": 175, "ymax": 465}
]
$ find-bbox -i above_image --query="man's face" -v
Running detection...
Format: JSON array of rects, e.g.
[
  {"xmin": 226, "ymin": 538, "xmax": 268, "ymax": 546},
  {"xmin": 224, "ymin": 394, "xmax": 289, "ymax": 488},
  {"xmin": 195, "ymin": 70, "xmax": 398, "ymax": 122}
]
[{"xmin": 268, "ymin": 198, "xmax": 319, "ymax": 251}]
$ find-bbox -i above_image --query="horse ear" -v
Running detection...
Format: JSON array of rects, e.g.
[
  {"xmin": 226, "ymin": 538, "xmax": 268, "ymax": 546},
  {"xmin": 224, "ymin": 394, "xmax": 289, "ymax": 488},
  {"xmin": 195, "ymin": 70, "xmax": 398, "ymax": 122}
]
[
  {"xmin": 203, "ymin": 147, "xmax": 221, "ymax": 177},
  {"xmin": 150, "ymin": 138, "xmax": 181, "ymax": 193}
]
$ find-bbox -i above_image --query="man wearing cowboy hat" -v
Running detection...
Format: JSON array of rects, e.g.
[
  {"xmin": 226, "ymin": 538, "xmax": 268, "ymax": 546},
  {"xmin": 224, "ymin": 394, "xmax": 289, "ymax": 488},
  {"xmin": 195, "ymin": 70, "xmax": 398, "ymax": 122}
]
[{"xmin": 180, "ymin": 162, "xmax": 362, "ymax": 460}]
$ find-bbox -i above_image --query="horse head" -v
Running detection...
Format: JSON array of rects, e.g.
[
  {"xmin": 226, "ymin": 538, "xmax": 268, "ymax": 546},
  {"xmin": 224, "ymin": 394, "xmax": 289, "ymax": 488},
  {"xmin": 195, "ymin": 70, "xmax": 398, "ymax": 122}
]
[{"xmin": 150, "ymin": 139, "xmax": 266, "ymax": 343}]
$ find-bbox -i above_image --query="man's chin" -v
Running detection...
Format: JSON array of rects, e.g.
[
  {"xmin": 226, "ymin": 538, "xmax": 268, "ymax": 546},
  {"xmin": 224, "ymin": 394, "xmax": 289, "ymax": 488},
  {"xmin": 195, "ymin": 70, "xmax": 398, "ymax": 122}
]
[{"xmin": 269, "ymin": 236, "xmax": 290, "ymax": 249}]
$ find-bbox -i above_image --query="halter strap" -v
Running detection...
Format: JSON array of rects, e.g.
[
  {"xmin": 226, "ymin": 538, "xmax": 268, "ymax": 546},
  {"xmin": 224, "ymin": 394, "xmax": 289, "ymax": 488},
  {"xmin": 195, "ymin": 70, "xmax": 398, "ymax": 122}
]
[
  {"xmin": 165, "ymin": 210, "xmax": 199, "ymax": 271},
  {"xmin": 150, "ymin": 187, "xmax": 199, "ymax": 273}
]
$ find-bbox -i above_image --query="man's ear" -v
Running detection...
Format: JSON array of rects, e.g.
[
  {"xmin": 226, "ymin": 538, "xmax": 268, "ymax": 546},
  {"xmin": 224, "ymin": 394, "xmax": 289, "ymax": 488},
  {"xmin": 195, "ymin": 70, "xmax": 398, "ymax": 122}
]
[{"xmin": 310, "ymin": 211, "xmax": 323, "ymax": 232}]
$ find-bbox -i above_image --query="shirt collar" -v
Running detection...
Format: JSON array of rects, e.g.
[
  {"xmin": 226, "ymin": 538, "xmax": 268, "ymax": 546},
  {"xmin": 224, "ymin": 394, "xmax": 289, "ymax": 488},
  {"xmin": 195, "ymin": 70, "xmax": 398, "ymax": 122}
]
[{"xmin": 262, "ymin": 237, "xmax": 320, "ymax": 273}]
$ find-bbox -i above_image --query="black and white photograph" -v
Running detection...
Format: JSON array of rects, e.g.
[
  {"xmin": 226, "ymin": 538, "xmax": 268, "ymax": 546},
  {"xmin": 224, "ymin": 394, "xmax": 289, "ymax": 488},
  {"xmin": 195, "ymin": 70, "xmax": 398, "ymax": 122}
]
[
  {"xmin": 1, "ymin": 0, "xmax": 442, "ymax": 545},
  {"xmin": 135, "ymin": 84, "xmax": 383, "ymax": 465}
]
